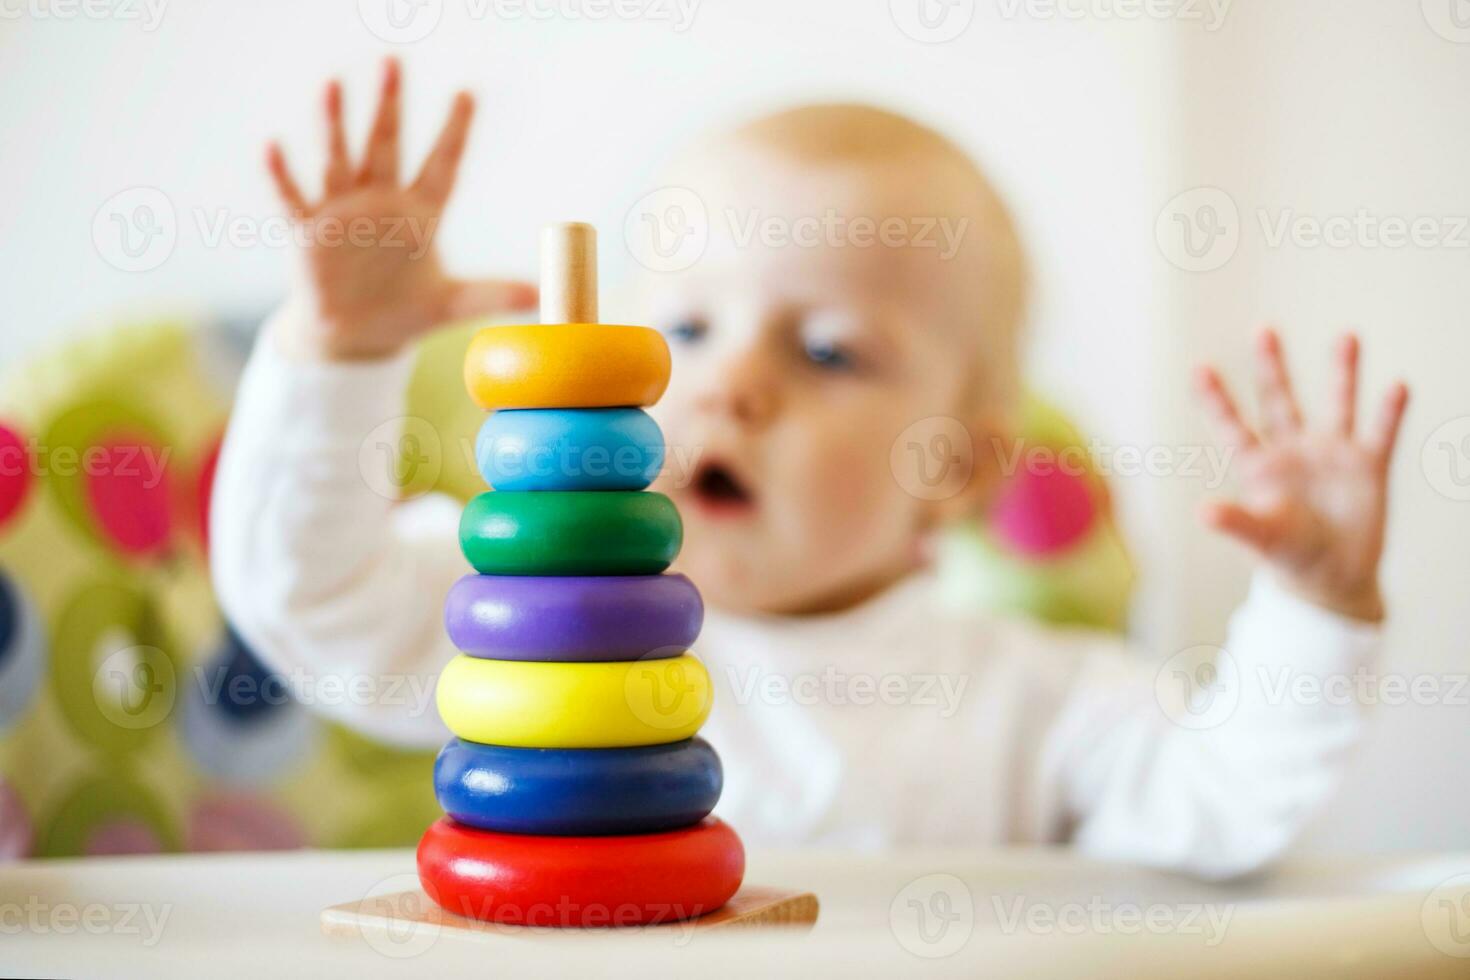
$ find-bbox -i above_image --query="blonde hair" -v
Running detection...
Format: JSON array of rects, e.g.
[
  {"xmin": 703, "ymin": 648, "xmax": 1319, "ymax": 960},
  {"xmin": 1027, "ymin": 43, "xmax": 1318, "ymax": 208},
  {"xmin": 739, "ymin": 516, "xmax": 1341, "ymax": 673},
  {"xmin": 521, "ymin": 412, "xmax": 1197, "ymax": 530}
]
[{"xmin": 731, "ymin": 103, "xmax": 1029, "ymax": 420}]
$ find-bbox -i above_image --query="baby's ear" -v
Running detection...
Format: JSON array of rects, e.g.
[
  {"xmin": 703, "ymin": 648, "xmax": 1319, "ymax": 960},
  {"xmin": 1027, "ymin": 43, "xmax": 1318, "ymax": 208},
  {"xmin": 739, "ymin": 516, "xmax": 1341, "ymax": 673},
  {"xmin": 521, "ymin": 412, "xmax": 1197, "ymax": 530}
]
[{"xmin": 916, "ymin": 413, "xmax": 1014, "ymax": 530}]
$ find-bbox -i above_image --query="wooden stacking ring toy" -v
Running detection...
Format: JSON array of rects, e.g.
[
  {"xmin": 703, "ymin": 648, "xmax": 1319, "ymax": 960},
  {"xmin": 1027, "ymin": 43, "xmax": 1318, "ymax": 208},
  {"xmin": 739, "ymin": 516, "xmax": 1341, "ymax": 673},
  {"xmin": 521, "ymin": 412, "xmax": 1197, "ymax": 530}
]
[
  {"xmin": 417, "ymin": 816, "xmax": 745, "ymax": 926},
  {"xmin": 433, "ymin": 737, "xmax": 722, "ymax": 835},
  {"xmin": 444, "ymin": 573, "xmax": 701, "ymax": 662},
  {"xmin": 437, "ymin": 652, "xmax": 712, "ymax": 748},
  {"xmin": 458, "ymin": 491, "xmax": 681, "ymax": 576},
  {"xmin": 463, "ymin": 324, "xmax": 670, "ymax": 411},
  {"xmin": 476, "ymin": 408, "xmax": 665, "ymax": 492},
  {"xmin": 349, "ymin": 224, "xmax": 794, "ymax": 937}
]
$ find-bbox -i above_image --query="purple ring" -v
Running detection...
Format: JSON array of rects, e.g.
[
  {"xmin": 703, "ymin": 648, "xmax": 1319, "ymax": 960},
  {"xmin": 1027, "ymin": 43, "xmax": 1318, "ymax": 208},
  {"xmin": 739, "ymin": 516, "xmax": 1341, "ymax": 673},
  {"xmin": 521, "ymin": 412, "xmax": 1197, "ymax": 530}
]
[{"xmin": 445, "ymin": 574, "xmax": 703, "ymax": 662}]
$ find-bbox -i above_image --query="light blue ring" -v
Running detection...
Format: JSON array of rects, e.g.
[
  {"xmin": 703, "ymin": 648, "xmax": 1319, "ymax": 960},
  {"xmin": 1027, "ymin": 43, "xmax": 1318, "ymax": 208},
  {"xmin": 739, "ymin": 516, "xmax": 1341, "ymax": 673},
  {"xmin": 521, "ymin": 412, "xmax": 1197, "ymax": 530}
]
[{"xmin": 475, "ymin": 408, "xmax": 665, "ymax": 492}]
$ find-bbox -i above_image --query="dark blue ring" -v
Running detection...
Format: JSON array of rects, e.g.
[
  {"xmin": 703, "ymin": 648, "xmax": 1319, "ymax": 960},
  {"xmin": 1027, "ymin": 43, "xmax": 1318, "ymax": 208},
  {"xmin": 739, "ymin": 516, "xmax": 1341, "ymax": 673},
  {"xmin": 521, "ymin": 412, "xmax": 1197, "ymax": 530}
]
[{"xmin": 434, "ymin": 737, "xmax": 722, "ymax": 836}]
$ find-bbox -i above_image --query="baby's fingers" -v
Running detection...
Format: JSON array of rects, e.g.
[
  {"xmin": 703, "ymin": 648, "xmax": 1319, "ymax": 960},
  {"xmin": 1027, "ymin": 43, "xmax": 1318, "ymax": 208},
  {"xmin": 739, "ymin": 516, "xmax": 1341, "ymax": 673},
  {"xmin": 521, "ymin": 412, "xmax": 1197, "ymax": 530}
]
[
  {"xmin": 266, "ymin": 143, "xmax": 309, "ymax": 218},
  {"xmin": 1333, "ymin": 333, "xmax": 1360, "ymax": 437},
  {"xmin": 1370, "ymin": 381, "xmax": 1410, "ymax": 471},
  {"xmin": 1194, "ymin": 365, "xmax": 1259, "ymax": 452},
  {"xmin": 1256, "ymin": 327, "xmax": 1303, "ymax": 438},
  {"xmin": 441, "ymin": 277, "xmax": 539, "ymax": 322},
  {"xmin": 358, "ymin": 58, "xmax": 402, "ymax": 186},
  {"xmin": 324, "ymin": 80, "xmax": 352, "ymax": 196},
  {"xmin": 1198, "ymin": 499, "xmax": 1279, "ymax": 555},
  {"xmin": 411, "ymin": 92, "xmax": 475, "ymax": 208}
]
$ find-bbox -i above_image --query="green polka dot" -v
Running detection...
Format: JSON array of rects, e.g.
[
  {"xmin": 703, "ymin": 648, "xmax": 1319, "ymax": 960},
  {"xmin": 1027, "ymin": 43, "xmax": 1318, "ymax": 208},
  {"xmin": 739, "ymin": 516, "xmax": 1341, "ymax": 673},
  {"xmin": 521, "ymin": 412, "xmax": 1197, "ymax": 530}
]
[
  {"xmin": 1019, "ymin": 395, "xmax": 1090, "ymax": 457},
  {"xmin": 39, "ymin": 770, "xmax": 180, "ymax": 857},
  {"xmin": 50, "ymin": 578, "xmax": 178, "ymax": 757}
]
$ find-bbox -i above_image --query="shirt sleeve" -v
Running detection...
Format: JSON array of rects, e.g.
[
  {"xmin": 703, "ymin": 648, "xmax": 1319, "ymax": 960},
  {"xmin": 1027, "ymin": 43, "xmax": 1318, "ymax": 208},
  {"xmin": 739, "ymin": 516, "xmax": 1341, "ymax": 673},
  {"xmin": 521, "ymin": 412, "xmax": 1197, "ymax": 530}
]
[
  {"xmin": 208, "ymin": 305, "xmax": 463, "ymax": 748},
  {"xmin": 1051, "ymin": 573, "xmax": 1382, "ymax": 879}
]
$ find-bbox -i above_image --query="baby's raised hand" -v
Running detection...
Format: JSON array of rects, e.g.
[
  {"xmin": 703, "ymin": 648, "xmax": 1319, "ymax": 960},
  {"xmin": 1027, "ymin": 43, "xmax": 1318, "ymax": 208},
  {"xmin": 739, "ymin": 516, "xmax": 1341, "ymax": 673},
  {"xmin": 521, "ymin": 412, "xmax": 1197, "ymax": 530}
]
[
  {"xmin": 266, "ymin": 59, "xmax": 535, "ymax": 360},
  {"xmin": 1194, "ymin": 329, "xmax": 1409, "ymax": 622}
]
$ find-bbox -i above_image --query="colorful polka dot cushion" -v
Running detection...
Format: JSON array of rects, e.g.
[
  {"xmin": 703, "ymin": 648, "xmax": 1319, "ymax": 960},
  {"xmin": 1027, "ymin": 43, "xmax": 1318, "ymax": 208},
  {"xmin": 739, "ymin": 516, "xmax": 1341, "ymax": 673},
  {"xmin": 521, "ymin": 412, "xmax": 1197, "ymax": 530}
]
[
  {"xmin": 936, "ymin": 397, "xmax": 1135, "ymax": 631},
  {"xmin": 0, "ymin": 322, "xmax": 441, "ymax": 858},
  {"xmin": 0, "ymin": 320, "xmax": 1130, "ymax": 859}
]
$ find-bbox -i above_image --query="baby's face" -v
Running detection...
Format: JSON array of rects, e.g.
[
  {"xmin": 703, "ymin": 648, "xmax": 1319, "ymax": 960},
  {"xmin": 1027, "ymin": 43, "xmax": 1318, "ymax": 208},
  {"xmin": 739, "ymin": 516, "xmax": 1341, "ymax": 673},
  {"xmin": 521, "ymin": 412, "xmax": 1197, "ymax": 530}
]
[{"xmin": 644, "ymin": 143, "xmax": 995, "ymax": 615}]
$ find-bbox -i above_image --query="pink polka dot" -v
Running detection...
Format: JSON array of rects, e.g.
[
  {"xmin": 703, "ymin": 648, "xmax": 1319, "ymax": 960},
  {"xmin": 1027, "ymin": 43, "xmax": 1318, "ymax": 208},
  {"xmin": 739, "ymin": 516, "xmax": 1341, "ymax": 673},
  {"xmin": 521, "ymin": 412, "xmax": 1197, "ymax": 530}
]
[
  {"xmin": 990, "ymin": 460, "xmax": 1098, "ymax": 556},
  {"xmin": 83, "ymin": 433, "xmax": 175, "ymax": 558},
  {"xmin": 188, "ymin": 795, "xmax": 306, "ymax": 853},
  {"xmin": 194, "ymin": 434, "xmax": 224, "ymax": 552},
  {"xmin": 0, "ymin": 779, "xmax": 33, "ymax": 859},
  {"xmin": 0, "ymin": 424, "xmax": 33, "ymax": 533},
  {"xmin": 86, "ymin": 819, "xmax": 163, "ymax": 856}
]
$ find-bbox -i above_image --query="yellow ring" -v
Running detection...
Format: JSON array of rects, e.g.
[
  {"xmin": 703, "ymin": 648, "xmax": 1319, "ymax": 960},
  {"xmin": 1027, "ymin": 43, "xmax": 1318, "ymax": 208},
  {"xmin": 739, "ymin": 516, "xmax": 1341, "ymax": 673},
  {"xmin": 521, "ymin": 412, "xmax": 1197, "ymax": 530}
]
[
  {"xmin": 437, "ymin": 654, "xmax": 712, "ymax": 748},
  {"xmin": 463, "ymin": 324, "xmax": 671, "ymax": 410}
]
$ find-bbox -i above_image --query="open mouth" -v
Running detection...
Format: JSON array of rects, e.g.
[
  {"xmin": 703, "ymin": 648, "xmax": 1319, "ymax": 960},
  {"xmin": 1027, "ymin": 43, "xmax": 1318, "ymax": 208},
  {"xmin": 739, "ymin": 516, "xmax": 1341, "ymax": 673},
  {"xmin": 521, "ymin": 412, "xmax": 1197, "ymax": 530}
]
[{"xmin": 689, "ymin": 460, "xmax": 756, "ymax": 518}]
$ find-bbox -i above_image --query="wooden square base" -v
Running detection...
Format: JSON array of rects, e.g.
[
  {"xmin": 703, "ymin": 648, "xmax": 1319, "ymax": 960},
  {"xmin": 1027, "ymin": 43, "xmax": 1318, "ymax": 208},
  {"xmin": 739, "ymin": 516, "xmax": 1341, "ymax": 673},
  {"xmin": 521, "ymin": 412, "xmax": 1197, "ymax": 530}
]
[{"xmin": 322, "ymin": 885, "xmax": 818, "ymax": 943}]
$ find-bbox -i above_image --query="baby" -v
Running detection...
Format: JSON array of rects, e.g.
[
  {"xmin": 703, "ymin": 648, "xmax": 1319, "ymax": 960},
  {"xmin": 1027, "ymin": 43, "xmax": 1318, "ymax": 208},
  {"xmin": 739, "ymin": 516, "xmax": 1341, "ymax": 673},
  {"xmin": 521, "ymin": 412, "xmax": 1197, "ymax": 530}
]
[{"xmin": 213, "ymin": 60, "xmax": 1408, "ymax": 878}]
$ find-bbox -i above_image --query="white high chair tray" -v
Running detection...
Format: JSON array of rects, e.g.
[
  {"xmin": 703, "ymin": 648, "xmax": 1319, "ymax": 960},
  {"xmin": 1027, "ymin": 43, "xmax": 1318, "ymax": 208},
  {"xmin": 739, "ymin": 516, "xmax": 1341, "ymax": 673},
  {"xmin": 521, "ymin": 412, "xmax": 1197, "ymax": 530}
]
[{"xmin": 3, "ymin": 846, "xmax": 1468, "ymax": 979}]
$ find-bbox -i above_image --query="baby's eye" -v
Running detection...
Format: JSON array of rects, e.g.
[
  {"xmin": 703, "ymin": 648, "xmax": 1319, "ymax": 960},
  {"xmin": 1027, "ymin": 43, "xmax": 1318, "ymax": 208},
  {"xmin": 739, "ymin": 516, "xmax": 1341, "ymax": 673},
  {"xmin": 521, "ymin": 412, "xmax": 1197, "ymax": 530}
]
[
  {"xmin": 802, "ymin": 337, "xmax": 856, "ymax": 371},
  {"xmin": 798, "ymin": 312, "xmax": 862, "ymax": 373},
  {"xmin": 666, "ymin": 319, "xmax": 708, "ymax": 345}
]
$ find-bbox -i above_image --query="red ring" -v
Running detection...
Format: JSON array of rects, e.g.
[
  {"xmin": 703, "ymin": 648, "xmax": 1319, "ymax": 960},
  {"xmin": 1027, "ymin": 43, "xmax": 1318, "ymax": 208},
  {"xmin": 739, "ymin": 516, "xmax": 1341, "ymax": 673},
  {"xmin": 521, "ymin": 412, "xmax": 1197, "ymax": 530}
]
[{"xmin": 417, "ymin": 816, "xmax": 744, "ymax": 927}]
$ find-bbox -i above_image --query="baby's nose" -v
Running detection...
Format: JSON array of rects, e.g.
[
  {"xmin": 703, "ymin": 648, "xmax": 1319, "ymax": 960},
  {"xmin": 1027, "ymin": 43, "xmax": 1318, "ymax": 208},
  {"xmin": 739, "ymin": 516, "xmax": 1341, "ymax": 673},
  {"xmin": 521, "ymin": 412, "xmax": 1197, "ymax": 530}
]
[{"xmin": 697, "ymin": 350, "xmax": 780, "ymax": 428}]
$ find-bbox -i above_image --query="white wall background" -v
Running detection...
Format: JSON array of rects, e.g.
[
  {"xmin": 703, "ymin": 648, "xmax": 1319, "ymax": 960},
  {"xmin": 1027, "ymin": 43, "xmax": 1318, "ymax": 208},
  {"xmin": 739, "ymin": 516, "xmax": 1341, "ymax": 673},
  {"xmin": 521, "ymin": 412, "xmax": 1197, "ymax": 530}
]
[
  {"xmin": 1164, "ymin": 2, "xmax": 1470, "ymax": 855},
  {"xmin": 0, "ymin": 0, "xmax": 1465, "ymax": 855}
]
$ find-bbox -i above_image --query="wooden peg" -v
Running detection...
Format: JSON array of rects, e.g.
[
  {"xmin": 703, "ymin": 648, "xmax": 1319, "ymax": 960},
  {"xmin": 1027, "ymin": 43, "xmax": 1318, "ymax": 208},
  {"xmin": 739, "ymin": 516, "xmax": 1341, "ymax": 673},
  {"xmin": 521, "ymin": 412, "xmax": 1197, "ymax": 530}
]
[{"xmin": 540, "ymin": 222, "xmax": 598, "ymax": 324}]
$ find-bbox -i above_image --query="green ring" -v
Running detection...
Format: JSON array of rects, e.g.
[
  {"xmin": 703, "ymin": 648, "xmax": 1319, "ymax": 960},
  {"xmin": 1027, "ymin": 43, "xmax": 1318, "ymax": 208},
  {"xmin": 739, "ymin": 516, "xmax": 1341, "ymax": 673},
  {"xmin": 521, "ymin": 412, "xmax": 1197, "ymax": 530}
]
[{"xmin": 459, "ymin": 492, "xmax": 682, "ymax": 576}]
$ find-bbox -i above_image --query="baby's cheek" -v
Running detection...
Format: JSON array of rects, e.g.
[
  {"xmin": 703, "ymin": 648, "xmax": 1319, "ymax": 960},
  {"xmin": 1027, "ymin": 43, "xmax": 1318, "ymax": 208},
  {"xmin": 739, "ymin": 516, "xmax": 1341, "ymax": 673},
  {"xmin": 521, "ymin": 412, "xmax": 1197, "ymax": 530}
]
[{"xmin": 786, "ymin": 423, "xmax": 910, "ymax": 536}]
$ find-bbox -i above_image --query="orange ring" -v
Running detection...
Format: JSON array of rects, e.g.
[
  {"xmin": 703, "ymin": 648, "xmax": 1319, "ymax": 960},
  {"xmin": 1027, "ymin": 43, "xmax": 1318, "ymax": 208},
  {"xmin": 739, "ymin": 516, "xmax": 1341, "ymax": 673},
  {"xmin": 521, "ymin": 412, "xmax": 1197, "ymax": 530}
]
[{"xmin": 463, "ymin": 324, "xmax": 671, "ymax": 410}]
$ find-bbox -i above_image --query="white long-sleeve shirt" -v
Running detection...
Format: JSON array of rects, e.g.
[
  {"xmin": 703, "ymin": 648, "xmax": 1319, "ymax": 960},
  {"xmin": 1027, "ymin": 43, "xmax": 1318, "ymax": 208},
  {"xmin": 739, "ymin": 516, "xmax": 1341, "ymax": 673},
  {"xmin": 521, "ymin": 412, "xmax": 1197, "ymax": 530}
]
[{"xmin": 210, "ymin": 309, "xmax": 1382, "ymax": 879}]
